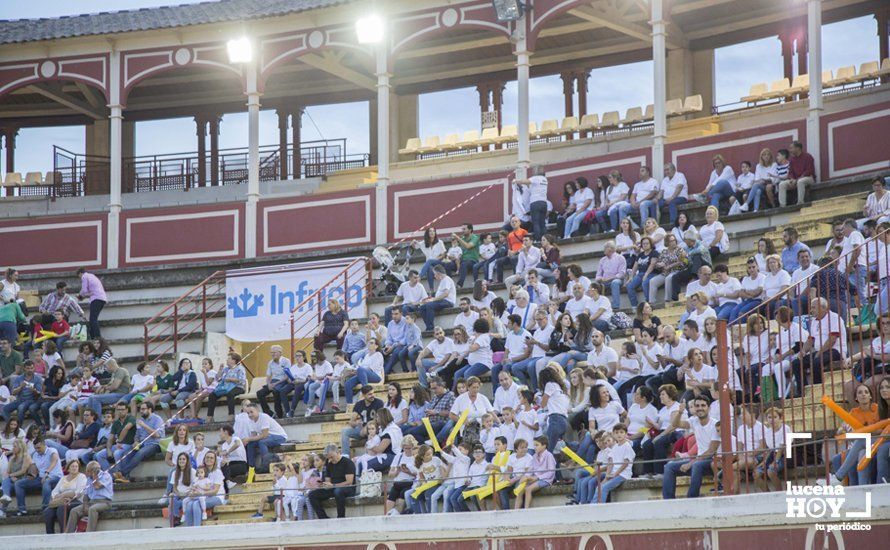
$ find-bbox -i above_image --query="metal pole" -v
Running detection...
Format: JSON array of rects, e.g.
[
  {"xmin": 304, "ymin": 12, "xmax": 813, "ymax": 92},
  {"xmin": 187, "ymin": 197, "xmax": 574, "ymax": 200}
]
[
  {"xmin": 806, "ymin": 0, "xmax": 823, "ymax": 180},
  {"xmin": 651, "ymin": 0, "xmax": 667, "ymax": 182}
]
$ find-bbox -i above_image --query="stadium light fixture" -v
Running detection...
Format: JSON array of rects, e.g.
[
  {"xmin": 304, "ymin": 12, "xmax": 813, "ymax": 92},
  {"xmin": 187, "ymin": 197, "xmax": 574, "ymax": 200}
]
[
  {"xmin": 491, "ymin": 0, "xmax": 526, "ymax": 22},
  {"xmin": 227, "ymin": 37, "xmax": 253, "ymax": 63},
  {"xmin": 355, "ymin": 14, "xmax": 385, "ymax": 44}
]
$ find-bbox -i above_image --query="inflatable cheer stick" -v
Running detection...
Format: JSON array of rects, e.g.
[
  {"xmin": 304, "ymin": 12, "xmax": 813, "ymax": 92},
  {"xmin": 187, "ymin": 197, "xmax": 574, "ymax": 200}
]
[
  {"xmin": 821, "ymin": 395, "xmax": 864, "ymax": 430},
  {"xmin": 445, "ymin": 408, "xmax": 470, "ymax": 448},
  {"xmin": 411, "ymin": 480, "xmax": 440, "ymax": 499},
  {"xmin": 561, "ymin": 445, "xmax": 597, "ymax": 475},
  {"xmin": 422, "ymin": 417, "xmax": 442, "ymax": 453},
  {"xmin": 857, "ymin": 425, "xmax": 890, "ymax": 472}
]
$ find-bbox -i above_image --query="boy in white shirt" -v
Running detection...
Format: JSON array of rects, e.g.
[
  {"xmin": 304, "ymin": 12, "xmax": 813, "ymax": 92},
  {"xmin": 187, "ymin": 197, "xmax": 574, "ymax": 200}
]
[
  {"xmin": 478, "ymin": 413, "xmax": 502, "ymax": 459},
  {"xmin": 498, "ymin": 437, "xmax": 533, "ymax": 508},
  {"xmin": 329, "ymin": 351, "xmax": 351, "ymax": 411},
  {"xmin": 438, "ymin": 441, "xmax": 471, "ymax": 513},
  {"xmin": 499, "ymin": 407, "xmax": 518, "ymax": 450},
  {"xmin": 591, "ymin": 424, "xmax": 634, "ymax": 504},
  {"xmin": 253, "ymin": 463, "xmax": 288, "ymax": 520}
]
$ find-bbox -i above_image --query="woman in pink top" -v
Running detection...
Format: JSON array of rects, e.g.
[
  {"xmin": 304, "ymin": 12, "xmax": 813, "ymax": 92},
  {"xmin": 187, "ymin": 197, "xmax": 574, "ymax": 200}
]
[{"xmin": 76, "ymin": 268, "xmax": 107, "ymax": 339}]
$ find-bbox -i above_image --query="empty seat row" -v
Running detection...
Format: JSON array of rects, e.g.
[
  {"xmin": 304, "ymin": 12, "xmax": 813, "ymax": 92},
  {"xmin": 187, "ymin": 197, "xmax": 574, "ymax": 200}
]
[
  {"xmin": 741, "ymin": 59, "xmax": 889, "ymax": 104},
  {"xmin": 2, "ymin": 171, "xmax": 58, "ymax": 187},
  {"xmin": 399, "ymin": 95, "xmax": 703, "ymax": 156}
]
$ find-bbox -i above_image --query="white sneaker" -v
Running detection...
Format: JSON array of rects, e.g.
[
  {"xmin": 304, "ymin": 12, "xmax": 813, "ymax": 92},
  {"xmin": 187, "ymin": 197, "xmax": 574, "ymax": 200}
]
[
  {"xmin": 202, "ymin": 511, "xmax": 208, "ymax": 520},
  {"xmin": 158, "ymin": 496, "xmax": 168, "ymax": 505},
  {"xmin": 0, "ymin": 495, "xmax": 11, "ymax": 505},
  {"xmin": 304, "ymin": 408, "xmax": 312, "ymax": 418},
  {"xmin": 816, "ymin": 474, "xmax": 841, "ymax": 487},
  {"xmin": 386, "ymin": 508, "xmax": 400, "ymax": 516},
  {"xmin": 739, "ymin": 203, "xmax": 749, "ymax": 212}
]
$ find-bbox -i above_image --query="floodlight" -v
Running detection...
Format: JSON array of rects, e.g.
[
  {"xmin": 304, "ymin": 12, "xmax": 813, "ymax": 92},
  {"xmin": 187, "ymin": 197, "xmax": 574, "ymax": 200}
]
[
  {"xmin": 227, "ymin": 37, "xmax": 253, "ymax": 63},
  {"xmin": 491, "ymin": 0, "xmax": 525, "ymax": 22},
  {"xmin": 356, "ymin": 14, "xmax": 385, "ymax": 44}
]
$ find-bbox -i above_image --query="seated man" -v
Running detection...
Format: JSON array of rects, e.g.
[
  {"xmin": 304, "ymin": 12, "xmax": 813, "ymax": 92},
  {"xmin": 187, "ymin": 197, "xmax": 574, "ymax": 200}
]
[
  {"xmin": 415, "ymin": 326, "xmax": 454, "ymax": 387},
  {"xmin": 242, "ymin": 403, "xmax": 288, "ymax": 467},
  {"xmin": 115, "ymin": 401, "xmax": 164, "ymax": 482},
  {"xmin": 418, "ymin": 266, "xmax": 457, "ymax": 332},
  {"xmin": 339, "ymin": 385, "xmax": 384, "ymax": 454},
  {"xmin": 662, "ymin": 396, "xmax": 720, "ymax": 500},
  {"xmin": 2, "ymin": 360, "xmax": 43, "ymax": 422},
  {"xmin": 256, "ymin": 345, "xmax": 291, "ymax": 418},
  {"xmin": 308, "ymin": 444, "xmax": 357, "ymax": 519},
  {"xmin": 384, "ymin": 270, "xmax": 427, "ymax": 324},
  {"xmin": 778, "ymin": 140, "xmax": 815, "ymax": 207},
  {"xmin": 619, "ymin": 166, "xmax": 659, "ymax": 227},
  {"xmin": 65, "ymin": 461, "xmax": 113, "ymax": 533},
  {"xmin": 13, "ymin": 437, "xmax": 63, "ymax": 515},
  {"xmin": 86, "ymin": 359, "xmax": 131, "ymax": 416}
]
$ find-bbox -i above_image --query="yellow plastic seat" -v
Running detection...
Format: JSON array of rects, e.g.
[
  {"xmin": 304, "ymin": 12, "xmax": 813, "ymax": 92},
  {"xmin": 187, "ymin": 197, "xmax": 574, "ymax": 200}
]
[
  {"xmin": 3, "ymin": 172, "xmax": 22, "ymax": 186},
  {"xmin": 787, "ymin": 74, "xmax": 809, "ymax": 95},
  {"xmin": 856, "ymin": 61, "xmax": 879, "ymax": 81},
  {"xmin": 761, "ymin": 78, "xmax": 790, "ymax": 99},
  {"xmin": 528, "ymin": 121, "xmax": 538, "ymax": 136},
  {"xmin": 642, "ymin": 104, "xmax": 654, "ymax": 121},
  {"xmin": 821, "ymin": 70, "xmax": 833, "ymax": 86},
  {"xmin": 43, "ymin": 171, "xmax": 58, "ymax": 186},
  {"xmin": 398, "ymin": 137, "xmax": 421, "ymax": 155},
  {"xmin": 741, "ymin": 83, "xmax": 768, "ymax": 103},
  {"xmin": 440, "ymin": 133, "xmax": 460, "ymax": 151},
  {"xmin": 495, "ymin": 125, "xmax": 518, "ymax": 144},
  {"xmin": 456, "ymin": 130, "xmax": 480, "ymax": 149},
  {"xmin": 476, "ymin": 127, "xmax": 499, "ymax": 146},
  {"xmin": 578, "ymin": 113, "xmax": 600, "ymax": 130},
  {"xmin": 600, "ymin": 111, "xmax": 620, "ymax": 128},
  {"xmin": 557, "ymin": 116, "xmax": 579, "ymax": 136},
  {"xmin": 665, "ymin": 99, "xmax": 683, "ymax": 116},
  {"xmin": 537, "ymin": 119, "xmax": 559, "ymax": 137},
  {"xmin": 877, "ymin": 58, "xmax": 890, "ymax": 78},
  {"xmin": 827, "ymin": 66, "xmax": 856, "ymax": 87},
  {"xmin": 620, "ymin": 107, "xmax": 643, "ymax": 125},
  {"xmin": 416, "ymin": 136, "xmax": 441, "ymax": 154},
  {"xmin": 239, "ymin": 376, "xmax": 267, "ymax": 402},
  {"xmin": 23, "ymin": 172, "xmax": 43, "ymax": 186}
]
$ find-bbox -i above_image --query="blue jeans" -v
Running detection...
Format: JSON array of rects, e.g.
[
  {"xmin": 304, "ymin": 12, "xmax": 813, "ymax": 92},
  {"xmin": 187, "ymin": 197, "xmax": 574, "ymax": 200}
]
[
  {"xmin": 576, "ymin": 432, "xmax": 598, "ymax": 464},
  {"xmin": 731, "ymin": 298, "xmax": 762, "ymax": 321},
  {"xmin": 831, "ymin": 439, "xmax": 873, "ymax": 485},
  {"xmin": 707, "ymin": 179, "xmax": 735, "ymax": 208},
  {"xmin": 849, "ymin": 265, "xmax": 868, "ymax": 305},
  {"xmin": 638, "ymin": 199, "xmax": 657, "ymax": 224},
  {"xmin": 344, "ymin": 368, "xmax": 382, "ymax": 403},
  {"xmin": 744, "ymin": 182, "xmax": 765, "ymax": 211},
  {"xmin": 184, "ymin": 495, "xmax": 223, "ymax": 527},
  {"xmin": 94, "ymin": 443, "xmax": 132, "ymax": 472},
  {"xmin": 448, "ymin": 484, "xmax": 471, "ymax": 512},
  {"xmin": 625, "ymin": 272, "xmax": 647, "ymax": 307},
  {"xmin": 420, "ymin": 259, "xmax": 446, "ymax": 288},
  {"xmin": 2, "ymin": 398, "xmax": 37, "ymax": 422},
  {"xmin": 642, "ymin": 431, "xmax": 681, "ymax": 475},
  {"xmin": 451, "ymin": 363, "xmax": 490, "ymax": 390},
  {"xmin": 246, "ymin": 434, "xmax": 286, "ymax": 467},
  {"xmin": 419, "ymin": 299, "xmax": 453, "ymax": 331},
  {"xmin": 510, "ymin": 357, "xmax": 543, "ymax": 392},
  {"xmin": 614, "ymin": 204, "xmax": 634, "ymax": 229},
  {"xmin": 306, "ymin": 379, "xmax": 330, "ymax": 411},
  {"xmin": 593, "ymin": 475, "xmax": 625, "ymax": 504},
  {"xmin": 383, "ymin": 345, "xmax": 406, "ymax": 375},
  {"xmin": 605, "ymin": 278, "xmax": 623, "ymax": 309},
  {"xmin": 340, "ymin": 425, "xmax": 362, "ymax": 454},
  {"xmin": 662, "ymin": 457, "xmax": 713, "ymax": 499},
  {"xmin": 87, "ymin": 393, "xmax": 127, "ymax": 416},
  {"xmin": 876, "ymin": 441, "xmax": 890, "ymax": 483},
  {"xmin": 530, "ymin": 200, "xmax": 548, "ymax": 241},
  {"xmin": 546, "ymin": 413, "xmax": 568, "ymax": 452},
  {"xmin": 417, "ymin": 358, "xmax": 439, "ymax": 387},
  {"xmin": 564, "ymin": 210, "xmax": 591, "ymax": 239},
  {"xmin": 594, "ymin": 209, "xmax": 613, "ymax": 233},
  {"xmin": 118, "ymin": 440, "xmax": 161, "ymax": 478},
  {"xmin": 659, "ymin": 197, "xmax": 687, "ymax": 225},
  {"xmin": 878, "ymin": 278, "xmax": 890, "ymax": 316},
  {"xmin": 716, "ymin": 302, "xmax": 738, "ymax": 321},
  {"xmin": 14, "ymin": 475, "xmax": 60, "ymax": 512}
]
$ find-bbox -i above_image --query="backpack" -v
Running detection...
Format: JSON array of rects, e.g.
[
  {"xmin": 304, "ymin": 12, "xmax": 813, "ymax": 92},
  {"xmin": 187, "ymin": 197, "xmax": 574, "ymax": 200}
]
[{"xmin": 254, "ymin": 452, "xmax": 281, "ymax": 474}]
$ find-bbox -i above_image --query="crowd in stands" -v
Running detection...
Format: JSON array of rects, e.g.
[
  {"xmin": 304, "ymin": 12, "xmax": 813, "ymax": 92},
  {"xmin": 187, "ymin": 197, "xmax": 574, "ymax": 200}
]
[{"xmin": 1, "ymin": 140, "xmax": 890, "ymax": 531}]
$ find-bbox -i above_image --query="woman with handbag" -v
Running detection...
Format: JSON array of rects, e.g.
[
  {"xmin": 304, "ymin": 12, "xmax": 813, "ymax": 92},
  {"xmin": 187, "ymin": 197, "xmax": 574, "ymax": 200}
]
[
  {"xmin": 205, "ymin": 353, "xmax": 247, "ymax": 423},
  {"xmin": 43, "ymin": 459, "xmax": 87, "ymax": 533}
]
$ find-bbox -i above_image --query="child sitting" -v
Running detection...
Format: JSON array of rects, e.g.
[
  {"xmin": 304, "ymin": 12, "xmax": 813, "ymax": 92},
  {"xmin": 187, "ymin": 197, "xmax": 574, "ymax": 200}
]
[
  {"xmin": 514, "ymin": 390, "xmax": 539, "ymax": 451},
  {"xmin": 499, "ymin": 437, "xmax": 532, "ymax": 509},
  {"xmin": 305, "ymin": 351, "xmax": 333, "ymax": 416},
  {"xmin": 754, "ymin": 407, "xmax": 791, "ymax": 492},
  {"xmin": 499, "ymin": 406, "xmax": 517, "ymax": 451},
  {"xmin": 478, "ymin": 413, "xmax": 501, "ymax": 460},
  {"xmin": 49, "ymin": 372, "xmax": 82, "ymax": 417},
  {"xmin": 293, "ymin": 455, "xmax": 318, "ymax": 520},
  {"xmin": 452, "ymin": 444, "xmax": 490, "ymax": 512},
  {"xmin": 445, "ymin": 238, "xmax": 463, "ymax": 272},
  {"xmin": 185, "ymin": 466, "xmax": 217, "ymax": 520},
  {"xmin": 253, "ymin": 463, "xmax": 289, "ymax": 519},
  {"xmin": 514, "ymin": 436, "xmax": 556, "ymax": 509},
  {"xmin": 590, "ymin": 424, "xmax": 635, "ymax": 504},
  {"xmin": 410, "ymin": 443, "xmax": 444, "ymax": 514},
  {"xmin": 353, "ymin": 420, "xmax": 381, "ymax": 476},
  {"xmin": 438, "ymin": 440, "xmax": 471, "ymax": 513},
  {"xmin": 330, "ymin": 351, "xmax": 350, "ymax": 412},
  {"xmin": 51, "ymin": 309, "xmax": 71, "ymax": 348},
  {"xmin": 576, "ymin": 431, "xmax": 613, "ymax": 505}
]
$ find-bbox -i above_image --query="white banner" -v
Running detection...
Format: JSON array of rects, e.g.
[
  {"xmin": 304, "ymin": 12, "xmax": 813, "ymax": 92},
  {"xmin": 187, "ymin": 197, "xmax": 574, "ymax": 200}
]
[{"xmin": 225, "ymin": 259, "xmax": 368, "ymax": 342}]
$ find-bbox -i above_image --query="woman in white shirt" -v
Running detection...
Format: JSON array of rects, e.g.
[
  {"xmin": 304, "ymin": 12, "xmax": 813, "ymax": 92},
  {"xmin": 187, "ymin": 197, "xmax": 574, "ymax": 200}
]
[
  {"xmin": 344, "ymin": 338, "xmax": 385, "ymax": 404},
  {"xmin": 539, "ymin": 366, "xmax": 570, "ymax": 452},
  {"xmin": 626, "ymin": 386, "xmax": 658, "ymax": 452},
  {"xmin": 861, "ymin": 176, "xmax": 890, "ymax": 225},
  {"xmin": 686, "ymin": 291, "xmax": 716, "ymax": 331},
  {"xmin": 42, "ymin": 458, "xmax": 88, "ymax": 533},
  {"xmin": 615, "ymin": 218, "xmax": 640, "ymax": 267},
  {"xmin": 741, "ymin": 148, "xmax": 779, "ymax": 212},
  {"xmin": 753, "ymin": 237, "xmax": 776, "ymax": 273},
  {"xmin": 415, "ymin": 227, "xmax": 447, "ymax": 289},
  {"xmin": 452, "ymin": 319, "xmax": 493, "ymax": 384},
  {"xmin": 642, "ymin": 218, "xmax": 667, "ymax": 252},
  {"xmin": 763, "ymin": 254, "xmax": 791, "ymax": 317},
  {"xmin": 699, "ymin": 206, "xmax": 729, "ymax": 260},
  {"xmin": 740, "ymin": 313, "xmax": 771, "ymax": 400},
  {"xmin": 596, "ymin": 171, "xmax": 630, "ymax": 233},
  {"xmin": 563, "ymin": 179, "xmax": 596, "ymax": 239},
  {"xmin": 385, "ymin": 382, "xmax": 409, "ymax": 425},
  {"xmin": 184, "ymin": 451, "xmax": 226, "ymax": 527},
  {"xmin": 702, "ymin": 154, "xmax": 737, "ymax": 210},
  {"xmin": 671, "ymin": 212, "xmax": 696, "ymax": 252},
  {"xmin": 640, "ymin": 384, "xmax": 685, "ymax": 477}
]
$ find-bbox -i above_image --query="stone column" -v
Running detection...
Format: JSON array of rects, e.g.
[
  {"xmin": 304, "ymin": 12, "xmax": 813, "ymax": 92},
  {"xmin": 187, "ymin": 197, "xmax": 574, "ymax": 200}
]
[
  {"xmin": 209, "ymin": 115, "xmax": 221, "ymax": 186},
  {"xmin": 195, "ymin": 115, "xmax": 207, "ymax": 187},
  {"xmin": 651, "ymin": 0, "xmax": 667, "ymax": 181},
  {"xmin": 245, "ymin": 61, "xmax": 261, "ymax": 259},
  {"xmin": 292, "ymin": 108, "xmax": 303, "ymax": 179},
  {"xmin": 806, "ymin": 0, "xmax": 823, "ymax": 180},
  {"xmin": 276, "ymin": 108, "xmax": 289, "ymax": 180},
  {"xmin": 576, "ymin": 69, "xmax": 589, "ymax": 137}
]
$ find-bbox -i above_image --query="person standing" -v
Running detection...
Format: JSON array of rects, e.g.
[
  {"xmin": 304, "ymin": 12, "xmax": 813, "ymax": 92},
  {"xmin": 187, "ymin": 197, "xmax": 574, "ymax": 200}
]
[
  {"xmin": 76, "ymin": 268, "xmax": 106, "ymax": 340},
  {"xmin": 516, "ymin": 165, "xmax": 549, "ymax": 241}
]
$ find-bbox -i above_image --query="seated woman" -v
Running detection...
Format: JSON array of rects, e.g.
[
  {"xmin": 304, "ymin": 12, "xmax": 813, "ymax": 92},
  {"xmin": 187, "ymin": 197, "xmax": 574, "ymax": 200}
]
[
  {"xmin": 762, "ymin": 254, "xmax": 791, "ymax": 318},
  {"xmin": 647, "ymin": 234, "xmax": 687, "ymax": 306},
  {"xmin": 556, "ymin": 180, "xmax": 579, "ymax": 238},
  {"xmin": 741, "ymin": 148, "xmax": 779, "ymax": 213},
  {"xmin": 631, "ymin": 302, "xmax": 661, "ymax": 341},
  {"xmin": 626, "ymin": 237, "xmax": 659, "ymax": 308},
  {"xmin": 701, "ymin": 154, "xmax": 737, "ymax": 210},
  {"xmin": 826, "ymin": 384, "xmax": 879, "ymax": 486},
  {"xmin": 699, "ymin": 206, "xmax": 729, "ymax": 262},
  {"xmin": 843, "ymin": 316, "xmax": 890, "ymax": 402},
  {"xmin": 738, "ymin": 314, "xmax": 770, "ymax": 402},
  {"xmin": 671, "ymin": 212, "xmax": 695, "ymax": 252},
  {"xmin": 615, "ymin": 218, "xmax": 639, "ymax": 268},
  {"xmin": 363, "ymin": 408, "xmax": 403, "ymax": 474}
]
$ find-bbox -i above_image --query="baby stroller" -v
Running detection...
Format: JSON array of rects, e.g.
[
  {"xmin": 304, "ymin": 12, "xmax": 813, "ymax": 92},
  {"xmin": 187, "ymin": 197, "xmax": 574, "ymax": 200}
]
[{"xmin": 372, "ymin": 245, "xmax": 412, "ymax": 297}]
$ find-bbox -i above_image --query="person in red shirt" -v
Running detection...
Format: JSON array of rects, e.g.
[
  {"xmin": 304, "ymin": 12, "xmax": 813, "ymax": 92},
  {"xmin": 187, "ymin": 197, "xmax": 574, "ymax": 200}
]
[
  {"xmin": 778, "ymin": 140, "xmax": 816, "ymax": 207},
  {"xmin": 51, "ymin": 309, "xmax": 71, "ymax": 349},
  {"xmin": 494, "ymin": 216, "xmax": 529, "ymax": 283}
]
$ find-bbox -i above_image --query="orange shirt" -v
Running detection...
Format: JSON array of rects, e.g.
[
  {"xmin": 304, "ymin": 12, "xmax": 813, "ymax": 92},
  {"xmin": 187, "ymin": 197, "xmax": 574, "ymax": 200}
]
[
  {"xmin": 849, "ymin": 403, "xmax": 880, "ymax": 427},
  {"xmin": 507, "ymin": 228, "xmax": 528, "ymax": 252}
]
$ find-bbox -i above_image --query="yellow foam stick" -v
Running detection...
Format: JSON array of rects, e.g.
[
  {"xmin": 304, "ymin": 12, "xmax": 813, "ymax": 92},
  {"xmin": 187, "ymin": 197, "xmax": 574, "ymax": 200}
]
[
  {"xmin": 462, "ymin": 485, "xmax": 488, "ymax": 499},
  {"xmin": 821, "ymin": 395, "xmax": 864, "ymax": 430},
  {"xmin": 471, "ymin": 479, "xmax": 513, "ymax": 500},
  {"xmin": 33, "ymin": 330, "xmax": 61, "ymax": 344},
  {"xmin": 561, "ymin": 445, "xmax": 597, "ymax": 475},
  {"xmin": 246, "ymin": 467, "xmax": 256, "ymax": 484},
  {"xmin": 445, "ymin": 408, "xmax": 470, "ymax": 447},
  {"xmin": 422, "ymin": 417, "xmax": 442, "ymax": 453},
  {"xmin": 512, "ymin": 481, "xmax": 528, "ymax": 497},
  {"xmin": 411, "ymin": 480, "xmax": 440, "ymax": 499},
  {"xmin": 469, "ymin": 451, "xmax": 512, "ymax": 500}
]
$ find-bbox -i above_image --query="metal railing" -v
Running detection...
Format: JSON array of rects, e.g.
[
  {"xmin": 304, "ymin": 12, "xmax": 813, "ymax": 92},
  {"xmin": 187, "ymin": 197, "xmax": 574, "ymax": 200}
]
[
  {"xmin": 143, "ymin": 270, "xmax": 226, "ymax": 366},
  {"xmin": 715, "ymin": 224, "xmax": 890, "ymax": 494},
  {"xmin": 289, "ymin": 258, "xmax": 372, "ymax": 360}
]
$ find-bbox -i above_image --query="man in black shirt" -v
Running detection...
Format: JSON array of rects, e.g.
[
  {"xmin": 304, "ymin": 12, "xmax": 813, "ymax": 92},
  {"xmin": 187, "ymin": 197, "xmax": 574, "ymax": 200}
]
[
  {"xmin": 308, "ymin": 443, "xmax": 357, "ymax": 518},
  {"xmin": 339, "ymin": 385, "xmax": 383, "ymax": 454}
]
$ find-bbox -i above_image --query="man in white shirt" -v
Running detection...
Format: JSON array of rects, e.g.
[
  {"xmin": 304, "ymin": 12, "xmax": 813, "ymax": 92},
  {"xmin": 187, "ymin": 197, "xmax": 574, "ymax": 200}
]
[
  {"xmin": 385, "ymin": 270, "xmax": 427, "ymax": 324},
  {"xmin": 791, "ymin": 297, "xmax": 846, "ymax": 395},
  {"xmin": 524, "ymin": 269, "xmax": 551, "ymax": 306},
  {"xmin": 492, "ymin": 314, "xmax": 531, "ymax": 383},
  {"xmin": 415, "ymin": 326, "xmax": 454, "ymax": 387},
  {"xmin": 620, "ymin": 166, "xmax": 660, "ymax": 227},
  {"xmin": 419, "ymin": 266, "xmax": 456, "ymax": 331},
  {"xmin": 493, "ymin": 370, "xmax": 521, "ymax": 413},
  {"xmin": 841, "ymin": 219, "xmax": 869, "ymax": 315},
  {"xmin": 516, "ymin": 165, "xmax": 549, "ymax": 241},
  {"xmin": 504, "ymin": 179, "xmax": 531, "ymax": 230},
  {"xmin": 682, "ymin": 265, "xmax": 718, "ymax": 324},
  {"xmin": 713, "ymin": 264, "xmax": 742, "ymax": 321},
  {"xmin": 242, "ymin": 404, "xmax": 289, "ymax": 467},
  {"xmin": 586, "ymin": 283, "xmax": 613, "ymax": 332},
  {"xmin": 509, "ymin": 311, "xmax": 553, "ymax": 393},
  {"xmin": 658, "ymin": 162, "xmax": 689, "ymax": 225},
  {"xmin": 564, "ymin": 284, "xmax": 592, "ymax": 319},
  {"xmin": 789, "ymin": 249, "xmax": 817, "ymax": 308},
  {"xmin": 505, "ymin": 236, "xmax": 543, "ymax": 286},
  {"xmin": 453, "ymin": 298, "xmax": 480, "ymax": 334},
  {"xmin": 662, "ymin": 395, "xmax": 720, "ymax": 499},
  {"xmin": 586, "ymin": 330, "xmax": 618, "ymax": 377}
]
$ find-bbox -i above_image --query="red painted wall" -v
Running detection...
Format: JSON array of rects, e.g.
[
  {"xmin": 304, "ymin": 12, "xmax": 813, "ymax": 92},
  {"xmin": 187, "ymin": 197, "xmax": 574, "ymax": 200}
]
[
  {"xmin": 820, "ymin": 101, "xmax": 890, "ymax": 179},
  {"xmin": 0, "ymin": 214, "xmax": 105, "ymax": 273}
]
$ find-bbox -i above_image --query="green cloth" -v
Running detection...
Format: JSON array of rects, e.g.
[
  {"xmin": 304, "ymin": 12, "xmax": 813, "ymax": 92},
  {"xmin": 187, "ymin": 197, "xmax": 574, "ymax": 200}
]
[
  {"xmin": 461, "ymin": 233, "xmax": 481, "ymax": 262},
  {"xmin": 112, "ymin": 415, "xmax": 137, "ymax": 445},
  {"xmin": 0, "ymin": 349, "xmax": 23, "ymax": 379},
  {"xmin": 109, "ymin": 367, "xmax": 132, "ymax": 393},
  {"xmin": 156, "ymin": 373, "xmax": 175, "ymax": 391},
  {"xmin": 0, "ymin": 302, "xmax": 25, "ymax": 324}
]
